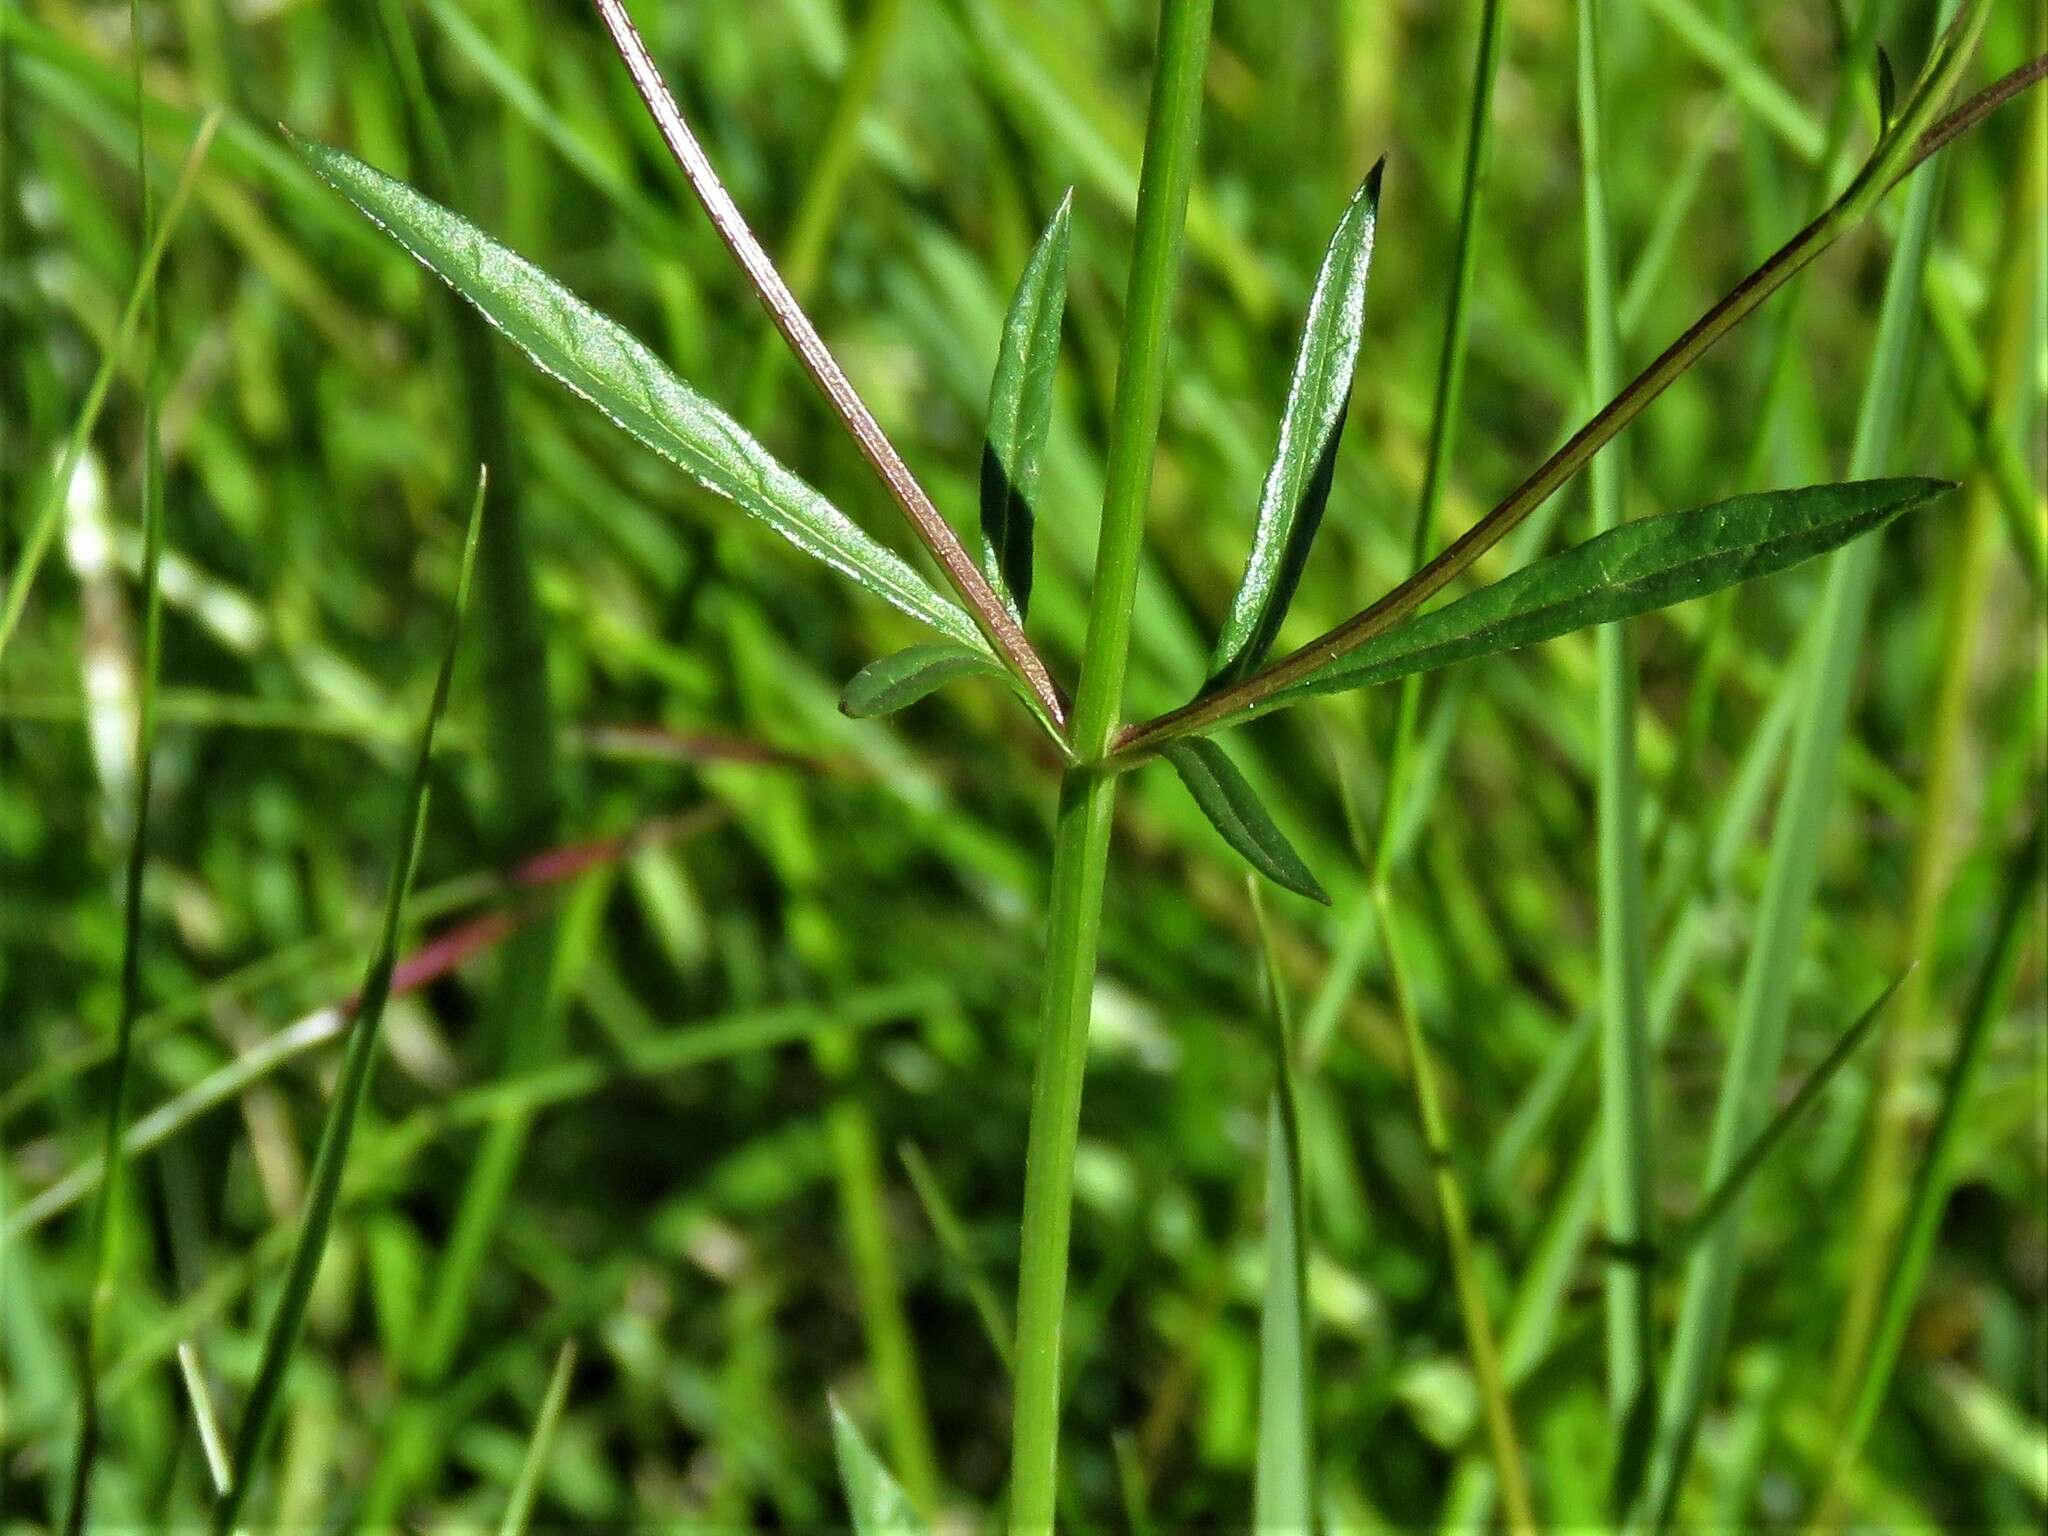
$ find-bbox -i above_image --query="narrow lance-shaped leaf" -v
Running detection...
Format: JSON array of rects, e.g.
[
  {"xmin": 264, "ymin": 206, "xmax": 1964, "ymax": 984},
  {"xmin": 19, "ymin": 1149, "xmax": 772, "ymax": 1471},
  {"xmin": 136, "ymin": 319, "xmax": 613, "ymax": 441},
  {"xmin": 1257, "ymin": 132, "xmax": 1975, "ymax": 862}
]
[
  {"xmin": 1165, "ymin": 740, "xmax": 1330, "ymax": 904},
  {"xmin": 829, "ymin": 1397, "xmax": 927, "ymax": 1536},
  {"xmin": 292, "ymin": 138, "xmax": 986, "ymax": 651},
  {"xmin": 1208, "ymin": 160, "xmax": 1384, "ymax": 687},
  {"xmin": 981, "ymin": 191, "xmax": 1072, "ymax": 621},
  {"xmin": 840, "ymin": 642, "xmax": 1006, "ymax": 719},
  {"xmin": 1266, "ymin": 478, "xmax": 1953, "ymax": 711},
  {"xmin": 212, "ymin": 475, "xmax": 487, "ymax": 1535}
]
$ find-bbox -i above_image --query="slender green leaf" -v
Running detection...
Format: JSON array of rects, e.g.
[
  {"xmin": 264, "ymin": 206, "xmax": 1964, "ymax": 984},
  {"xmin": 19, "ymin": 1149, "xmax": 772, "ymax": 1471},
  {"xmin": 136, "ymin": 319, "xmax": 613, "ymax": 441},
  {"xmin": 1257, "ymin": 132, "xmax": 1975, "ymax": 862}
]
[
  {"xmin": 1209, "ymin": 160, "xmax": 1384, "ymax": 687},
  {"xmin": 212, "ymin": 474, "xmax": 486, "ymax": 1535},
  {"xmin": 1268, "ymin": 478, "xmax": 1952, "ymax": 710},
  {"xmin": 829, "ymin": 1397, "xmax": 927, "ymax": 1536},
  {"xmin": 292, "ymin": 137, "xmax": 985, "ymax": 649},
  {"xmin": 176, "ymin": 1342, "xmax": 232, "ymax": 1497},
  {"xmin": 1165, "ymin": 739, "xmax": 1329, "ymax": 904},
  {"xmin": 981, "ymin": 191, "xmax": 1071, "ymax": 620},
  {"xmin": 498, "ymin": 1341, "xmax": 578, "ymax": 1536},
  {"xmin": 898, "ymin": 1142, "xmax": 1013, "ymax": 1370},
  {"xmin": 839, "ymin": 642, "xmax": 1006, "ymax": 719},
  {"xmin": 1249, "ymin": 885, "xmax": 1313, "ymax": 1532}
]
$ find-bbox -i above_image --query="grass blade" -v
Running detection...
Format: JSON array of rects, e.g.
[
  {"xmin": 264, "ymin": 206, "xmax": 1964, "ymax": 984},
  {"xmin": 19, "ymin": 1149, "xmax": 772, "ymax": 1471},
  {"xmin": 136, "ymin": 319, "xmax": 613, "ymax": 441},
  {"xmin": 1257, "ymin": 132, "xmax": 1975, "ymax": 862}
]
[
  {"xmin": 0, "ymin": 111, "xmax": 216, "ymax": 670},
  {"xmin": 1164, "ymin": 739, "xmax": 1330, "ymax": 904},
  {"xmin": 981, "ymin": 191, "xmax": 1072, "ymax": 621},
  {"xmin": 1576, "ymin": 0, "xmax": 1657, "ymax": 1509},
  {"xmin": 497, "ymin": 1340, "xmax": 577, "ymax": 1536},
  {"xmin": 899, "ymin": 1141, "xmax": 1014, "ymax": 1370},
  {"xmin": 290, "ymin": 138, "xmax": 986, "ymax": 652},
  {"xmin": 840, "ymin": 642, "xmax": 1007, "ymax": 719},
  {"xmin": 210, "ymin": 472, "xmax": 487, "ymax": 1534},
  {"xmin": 62, "ymin": 22, "xmax": 169, "ymax": 1520},
  {"xmin": 1208, "ymin": 161, "xmax": 1384, "ymax": 688},
  {"xmin": 1259, "ymin": 479, "xmax": 1952, "ymax": 716},
  {"xmin": 1815, "ymin": 815, "xmax": 2043, "ymax": 1519},
  {"xmin": 1639, "ymin": 82, "xmax": 1954, "ymax": 1525},
  {"xmin": 176, "ymin": 1341, "xmax": 233, "ymax": 1497},
  {"xmin": 1249, "ymin": 885, "xmax": 1313, "ymax": 1532},
  {"xmin": 830, "ymin": 1396, "xmax": 927, "ymax": 1535}
]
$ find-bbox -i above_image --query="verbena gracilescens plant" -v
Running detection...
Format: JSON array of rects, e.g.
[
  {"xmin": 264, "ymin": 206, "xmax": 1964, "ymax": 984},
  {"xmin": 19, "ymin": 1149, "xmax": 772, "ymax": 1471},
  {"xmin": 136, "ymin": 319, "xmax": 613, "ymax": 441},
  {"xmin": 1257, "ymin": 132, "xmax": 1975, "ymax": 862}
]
[{"xmin": 211, "ymin": 0, "xmax": 2037, "ymax": 1528}]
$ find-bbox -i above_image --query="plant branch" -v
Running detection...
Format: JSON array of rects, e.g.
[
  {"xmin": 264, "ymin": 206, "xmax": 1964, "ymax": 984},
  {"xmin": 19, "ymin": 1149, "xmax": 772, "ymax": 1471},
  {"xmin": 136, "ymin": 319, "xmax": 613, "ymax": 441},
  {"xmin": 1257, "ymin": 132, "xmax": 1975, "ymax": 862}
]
[
  {"xmin": 1111, "ymin": 46, "xmax": 2043, "ymax": 759},
  {"xmin": 587, "ymin": 0, "xmax": 1068, "ymax": 733}
]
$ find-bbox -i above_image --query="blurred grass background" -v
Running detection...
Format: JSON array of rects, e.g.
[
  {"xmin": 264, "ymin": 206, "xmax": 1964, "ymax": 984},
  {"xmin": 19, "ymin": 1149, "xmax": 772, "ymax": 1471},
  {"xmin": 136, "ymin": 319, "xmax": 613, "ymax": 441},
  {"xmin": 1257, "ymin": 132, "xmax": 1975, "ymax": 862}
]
[{"xmin": 1, "ymin": 0, "xmax": 2042, "ymax": 1528}]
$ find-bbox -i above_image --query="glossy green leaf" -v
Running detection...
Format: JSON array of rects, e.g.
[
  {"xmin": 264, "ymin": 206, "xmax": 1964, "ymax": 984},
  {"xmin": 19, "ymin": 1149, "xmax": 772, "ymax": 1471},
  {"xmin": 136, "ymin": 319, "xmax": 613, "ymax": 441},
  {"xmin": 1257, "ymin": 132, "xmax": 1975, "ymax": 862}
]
[
  {"xmin": 981, "ymin": 191, "xmax": 1072, "ymax": 621},
  {"xmin": 1165, "ymin": 740, "xmax": 1329, "ymax": 904},
  {"xmin": 1208, "ymin": 160, "xmax": 1384, "ymax": 687},
  {"xmin": 293, "ymin": 138, "xmax": 985, "ymax": 650},
  {"xmin": 839, "ymin": 642, "xmax": 1006, "ymax": 718},
  {"xmin": 829, "ymin": 1397, "xmax": 926, "ymax": 1536},
  {"xmin": 1271, "ymin": 478, "xmax": 1953, "ymax": 708}
]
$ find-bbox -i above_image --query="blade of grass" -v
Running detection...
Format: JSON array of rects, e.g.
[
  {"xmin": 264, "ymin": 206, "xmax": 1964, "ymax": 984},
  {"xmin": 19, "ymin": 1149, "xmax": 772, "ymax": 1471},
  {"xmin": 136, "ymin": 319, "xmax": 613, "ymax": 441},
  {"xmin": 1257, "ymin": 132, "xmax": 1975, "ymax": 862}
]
[
  {"xmin": 1576, "ymin": 0, "xmax": 1657, "ymax": 1502},
  {"xmin": 831, "ymin": 1395, "xmax": 927, "ymax": 1535},
  {"xmin": 61, "ymin": 20, "xmax": 167, "ymax": 1518},
  {"xmin": 585, "ymin": 0, "xmax": 1066, "ymax": 733},
  {"xmin": 1007, "ymin": 4, "xmax": 1212, "ymax": 1529},
  {"xmin": 1811, "ymin": 812, "xmax": 2043, "ymax": 1525},
  {"xmin": 1249, "ymin": 884, "xmax": 1313, "ymax": 1532},
  {"xmin": 497, "ymin": 1340, "xmax": 577, "ymax": 1536},
  {"xmin": 0, "ymin": 110, "xmax": 215, "ymax": 669},
  {"xmin": 1638, "ymin": 52, "xmax": 1955, "ymax": 1523},
  {"xmin": 898, "ymin": 1141, "xmax": 1013, "ymax": 1371},
  {"xmin": 177, "ymin": 1341, "xmax": 233, "ymax": 1497},
  {"xmin": 210, "ymin": 472, "xmax": 485, "ymax": 1535},
  {"xmin": 1112, "ymin": 7, "xmax": 2024, "ymax": 755},
  {"xmin": 1374, "ymin": 884, "xmax": 1536, "ymax": 1536}
]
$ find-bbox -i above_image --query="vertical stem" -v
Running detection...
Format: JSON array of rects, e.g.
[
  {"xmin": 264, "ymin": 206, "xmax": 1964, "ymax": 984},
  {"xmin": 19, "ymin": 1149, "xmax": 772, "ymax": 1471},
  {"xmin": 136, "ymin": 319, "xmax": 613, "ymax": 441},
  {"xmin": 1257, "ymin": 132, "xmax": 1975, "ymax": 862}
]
[
  {"xmin": 1373, "ymin": 888, "xmax": 1536, "ymax": 1536},
  {"xmin": 1576, "ymin": 0, "xmax": 1656, "ymax": 1447},
  {"xmin": 1007, "ymin": 3, "xmax": 1211, "ymax": 1529}
]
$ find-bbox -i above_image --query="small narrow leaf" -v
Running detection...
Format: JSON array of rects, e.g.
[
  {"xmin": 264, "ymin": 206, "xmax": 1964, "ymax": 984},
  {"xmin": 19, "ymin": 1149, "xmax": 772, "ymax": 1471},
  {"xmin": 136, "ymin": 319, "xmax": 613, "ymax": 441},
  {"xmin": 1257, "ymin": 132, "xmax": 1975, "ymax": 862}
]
[
  {"xmin": 1209, "ymin": 160, "xmax": 1385, "ymax": 687},
  {"xmin": 499, "ymin": 1341, "xmax": 578, "ymax": 1536},
  {"xmin": 981, "ymin": 191, "xmax": 1072, "ymax": 621},
  {"xmin": 293, "ymin": 137, "xmax": 986, "ymax": 650},
  {"xmin": 829, "ymin": 1397, "xmax": 926, "ymax": 1536},
  {"xmin": 1165, "ymin": 740, "xmax": 1329, "ymax": 904},
  {"xmin": 839, "ymin": 642, "xmax": 1006, "ymax": 718},
  {"xmin": 1877, "ymin": 46, "xmax": 1899, "ymax": 136},
  {"xmin": 1271, "ymin": 478, "xmax": 1953, "ymax": 709}
]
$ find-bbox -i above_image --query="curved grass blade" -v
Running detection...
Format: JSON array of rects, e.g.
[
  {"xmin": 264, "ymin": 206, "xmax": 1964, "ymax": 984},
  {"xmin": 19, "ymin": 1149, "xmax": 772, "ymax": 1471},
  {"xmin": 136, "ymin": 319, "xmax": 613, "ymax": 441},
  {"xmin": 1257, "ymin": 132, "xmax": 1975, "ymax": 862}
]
[
  {"xmin": 1208, "ymin": 160, "xmax": 1384, "ymax": 687},
  {"xmin": 211, "ymin": 474, "xmax": 487, "ymax": 1535},
  {"xmin": 291, "ymin": 138, "xmax": 985, "ymax": 651},
  {"xmin": 840, "ymin": 642, "xmax": 1006, "ymax": 719},
  {"xmin": 1264, "ymin": 478, "xmax": 1952, "ymax": 713},
  {"xmin": 981, "ymin": 191, "xmax": 1072, "ymax": 621},
  {"xmin": 830, "ymin": 1396, "xmax": 927, "ymax": 1536},
  {"xmin": 1249, "ymin": 886, "xmax": 1313, "ymax": 1532},
  {"xmin": 1164, "ymin": 740, "xmax": 1329, "ymax": 904},
  {"xmin": 498, "ymin": 1340, "xmax": 578, "ymax": 1536}
]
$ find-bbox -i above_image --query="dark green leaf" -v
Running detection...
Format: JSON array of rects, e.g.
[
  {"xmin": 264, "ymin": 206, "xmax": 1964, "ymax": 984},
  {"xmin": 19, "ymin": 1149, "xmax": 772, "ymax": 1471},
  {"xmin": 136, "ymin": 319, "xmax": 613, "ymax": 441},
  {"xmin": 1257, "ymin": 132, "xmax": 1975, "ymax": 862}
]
[
  {"xmin": 293, "ymin": 138, "xmax": 986, "ymax": 650},
  {"xmin": 981, "ymin": 191, "xmax": 1072, "ymax": 621},
  {"xmin": 1272, "ymin": 478, "xmax": 1952, "ymax": 708},
  {"xmin": 839, "ymin": 642, "xmax": 1006, "ymax": 718},
  {"xmin": 1877, "ymin": 45, "xmax": 1899, "ymax": 135},
  {"xmin": 1165, "ymin": 740, "xmax": 1329, "ymax": 904},
  {"xmin": 829, "ymin": 1397, "xmax": 925, "ymax": 1536},
  {"xmin": 1209, "ymin": 160, "xmax": 1384, "ymax": 687}
]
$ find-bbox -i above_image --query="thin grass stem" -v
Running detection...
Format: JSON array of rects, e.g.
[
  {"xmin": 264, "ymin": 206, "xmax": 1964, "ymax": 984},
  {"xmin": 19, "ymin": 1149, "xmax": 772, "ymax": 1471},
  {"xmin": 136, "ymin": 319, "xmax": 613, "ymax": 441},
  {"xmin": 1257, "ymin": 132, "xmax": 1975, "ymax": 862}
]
[{"xmin": 497, "ymin": 1340, "xmax": 577, "ymax": 1536}]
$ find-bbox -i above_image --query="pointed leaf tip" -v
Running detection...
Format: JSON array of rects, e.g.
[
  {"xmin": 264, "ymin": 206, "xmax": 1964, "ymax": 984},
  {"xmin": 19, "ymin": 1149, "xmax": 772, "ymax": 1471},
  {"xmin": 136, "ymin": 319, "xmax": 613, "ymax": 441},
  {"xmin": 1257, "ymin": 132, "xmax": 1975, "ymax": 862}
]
[
  {"xmin": 1166, "ymin": 740, "xmax": 1330, "ymax": 904},
  {"xmin": 829, "ymin": 1397, "xmax": 926, "ymax": 1535},
  {"xmin": 1207, "ymin": 168, "xmax": 1384, "ymax": 687}
]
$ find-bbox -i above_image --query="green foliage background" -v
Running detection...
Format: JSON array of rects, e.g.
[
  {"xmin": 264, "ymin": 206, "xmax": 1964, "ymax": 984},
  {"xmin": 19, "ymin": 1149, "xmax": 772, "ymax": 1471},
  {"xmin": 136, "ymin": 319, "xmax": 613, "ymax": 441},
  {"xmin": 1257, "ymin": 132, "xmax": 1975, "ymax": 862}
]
[{"xmin": 1, "ymin": 0, "xmax": 2041, "ymax": 1528}]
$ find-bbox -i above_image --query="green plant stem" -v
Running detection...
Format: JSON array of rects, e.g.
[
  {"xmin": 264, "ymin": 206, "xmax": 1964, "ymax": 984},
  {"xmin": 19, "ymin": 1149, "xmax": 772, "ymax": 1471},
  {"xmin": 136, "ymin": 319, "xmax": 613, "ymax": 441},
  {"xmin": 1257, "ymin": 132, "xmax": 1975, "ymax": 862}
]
[
  {"xmin": 1109, "ymin": 15, "xmax": 2023, "ymax": 757},
  {"xmin": 1575, "ymin": 0, "xmax": 1656, "ymax": 1459},
  {"xmin": 1373, "ymin": 0, "xmax": 1506, "ymax": 884},
  {"xmin": 1372, "ymin": 885, "xmax": 1536, "ymax": 1536},
  {"xmin": 62, "ymin": 15, "xmax": 163, "ymax": 1520},
  {"xmin": 1007, "ymin": 4, "xmax": 1211, "ymax": 1528},
  {"xmin": 1638, "ymin": 52, "xmax": 1954, "ymax": 1525}
]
